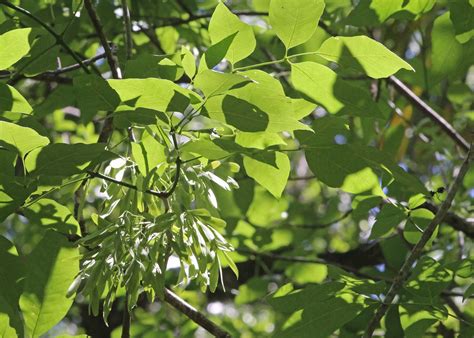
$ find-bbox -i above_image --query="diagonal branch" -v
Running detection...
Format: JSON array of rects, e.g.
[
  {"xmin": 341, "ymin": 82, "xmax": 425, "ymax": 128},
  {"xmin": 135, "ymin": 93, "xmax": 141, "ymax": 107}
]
[
  {"xmin": 0, "ymin": 0, "xmax": 89, "ymax": 73},
  {"xmin": 83, "ymin": 0, "xmax": 121, "ymax": 145},
  {"xmin": 388, "ymin": 76, "xmax": 470, "ymax": 152},
  {"xmin": 164, "ymin": 288, "xmax": 231, "ymax": 338},
  {"xmin": 83, "ymin": 0, "xmax": 121, "ymax": 80},
  {"xmin": 364, "ymin": 144, "xmax": 473, "ymax": 337}
]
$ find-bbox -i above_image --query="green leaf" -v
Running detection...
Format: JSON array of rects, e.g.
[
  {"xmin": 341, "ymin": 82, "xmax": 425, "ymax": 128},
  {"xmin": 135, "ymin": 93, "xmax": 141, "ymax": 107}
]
[
  {"xmin": 463, "ymin": 283, "xmax": 474, "ymax": 301},
  {"xmin": 404, "ymin": 208, "xmax": 436, "ymax": 245},
  {"xmin": 208, "ymin": 3, "xmax": 256, "ymax": 64},
  {"xmin": 124, "ymin": 55, "xmax": 184, "ymax": 81},
  {"xmin": 0, "ymin": 83, "xmax": 32, "ymax": 114},
  {"xmin": 0, "ymin": 28, "xmax": 32, "ymax": 70},
  {"xmin": 285, "ymin": 263, "xmax": 327, "ymax": 284},
  {"xmin": 0, "ymin": 236, "xmax": 24, "ymax": 337},
  {"xmin": 182, "ymin": 138, "xmax": 237, "ymax": 160},
  {"xmin": 291, "ymin": 62, "xmax": 383, "ymax": 117},
  {"xmin": 217, "ymin": 250, "xmax": 239, "ymax": 278},
  {"xmin": 203, "ymin": 79, "xmax": 311, "ymax": 133},
  {"xmin": 194, "ymin": 70, "xmax": 252, "ymax": 98},
  {"xmin": 23, "ymin": 198, "xmax": 81, "ymax": 235},
  {"xmin": 370, "ymin": 204, "xmax": 407, "ymax": 239},
  {"xmin": 431, "ymin": 12, "xmax": 472, "ymax": 84},
  {"xmin": 297, "ymin": 117, "xmax": 427, "ymax": 195},
  {"xmin": 0, "ymin": 121, "xmax": 49, "ymax": 157},
  {"xmin": 316, "ymin": 36, "xmax": 413, "ymax": 78},
  {"xmin": 199, "ymin": 33, "xmax": 237, "ymax": 72},
  {"xmin": 448, "ymin": 0, "xmax": 474, "ymax": 43},
  {"xmin": 108, "ymin": 78, "xmax": 197, "ymax": 113},
  {"xmin": 243, "ymin": 151, "xmax": 290, "ymax": 198},
  {"xmin": 269, "ymin": 0, "xmax": 325, "ymax": 49},
  {"xmin": 0, "ymin": 174, "xmax": 33, "ymax": 221},
  {"xmin": 399, "ymin": 304, "xmax": 447, "ymax": 338},
  {"xmin": 270, "ymin": 282, "xmax": 345, "ymax": 313},
  {"xmin": 275, "ymin": 294, "xmax": 366, "ymax": 337},
  {"xmin": 25, "ymin": 143, "xmax": 114, "ymax": 177},
  {"xmin": 19, "ymin": 231, "xmax": 80, "ymax": 337},
  {"xmin": 73, "ymin": 75, "xmax": 120, "ymax": 121},
  {"xmin": 235, "ymin": 131, "xmax": 286, "ymax": 149},
  {"xmin": 131, "ymin": 131, "xmax": 167, "ymax": 176},
  {"xmin": 181, "ymin": 46, "xmax": 196, "ymax": 79},
  {"xmin": 406, "ymin": 257, "xmax": 453, "ymax": 300},
  {"xmin": 346, "ymin": 0, "xmax": 403, "ymax": 26},
  {"xmin": 235, "ymin": 277, "xmax": 269, "ymax": 305}
]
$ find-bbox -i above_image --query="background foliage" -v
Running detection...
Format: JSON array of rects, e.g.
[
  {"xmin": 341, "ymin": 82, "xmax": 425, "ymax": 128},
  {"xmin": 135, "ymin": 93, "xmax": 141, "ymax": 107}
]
[{"xmin": 0, "ymin": 0, "xmax": 473, "ymax": 337}]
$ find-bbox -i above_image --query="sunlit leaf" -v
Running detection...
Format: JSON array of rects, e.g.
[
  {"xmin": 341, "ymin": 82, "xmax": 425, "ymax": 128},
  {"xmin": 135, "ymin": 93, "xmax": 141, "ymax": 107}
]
[{"xmin": 269, "ymin": 0, "xmax": 325, "ymax": 49}]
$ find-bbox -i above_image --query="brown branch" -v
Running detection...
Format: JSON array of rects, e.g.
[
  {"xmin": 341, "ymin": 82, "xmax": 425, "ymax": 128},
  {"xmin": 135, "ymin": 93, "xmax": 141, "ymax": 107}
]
[
  {"xmin": 44, "ymin": 52, "xmax": 107, "ymax": 75},
  {"xmin": 164, "ymin": 288, "xmax": 231, "ymax": 338},
  {"xmin": 121, "ymin": 296, "xmax": 131, "ymax": 338},
  {"xmin": 0, "ymin": 0, "xmax": 89, "ymax": 73},
  {"xmin": 121, "ymin": 0, "xmax": 133, "ymax": 60},
  {"xmin": 364, "ymin": 145, "xmax": 473, "ymax": 337},
  {"xmin": 83, "ymin": 0, "xmax": 121, "ymax": 145},
  {"xmin": 388, "ymin": 76, "xmax": 470, "ymax": 152},
  {"xmin": 84, "ymin": 0, "xmax": 120, "ymax": 80}
]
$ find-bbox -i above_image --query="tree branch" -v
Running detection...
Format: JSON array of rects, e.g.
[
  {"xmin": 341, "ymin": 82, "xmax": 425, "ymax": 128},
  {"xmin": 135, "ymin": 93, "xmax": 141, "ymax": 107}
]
[
  {"xmin": 164, "ymin": 288, "xmax": 231, "ymax": 338},
  {"xmin": 121, "ymin": 296, "xmax": 131, "ymax": 338},
  {"xmin": 121, "ymin": 0, "xmax": 133, "ymax": 60},
  {"xmin": 83, "ymin": 0, "xmax": 121, "ymax": 145},
  {"xmin": 0, "ymin": 0, "xmax": 89, "ymax": 73},
  {"xmin": 364, "ymin": 145, "xmax": 473, "ymax": 337},
  {"xmin": 388, "ymin": 76, "xmax": 470, "ymax": 152},
  {"xmin": 83, "ymin": 0, "xmax": 121, "ymax": 80},
  {"xmin": 86, "ymin": 170, "xmax": 178, "ymax": 199}
]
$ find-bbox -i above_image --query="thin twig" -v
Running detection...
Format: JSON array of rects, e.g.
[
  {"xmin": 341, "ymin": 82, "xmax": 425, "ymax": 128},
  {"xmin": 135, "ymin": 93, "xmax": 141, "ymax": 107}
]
[
  {"xmin": 0, "ymin": 52, "xmax": 107, "ymax": 81},
  {"xmin": 364, "ymin": 145, "xmax": 473, "ymax": 337},
  {"xmin": 0, "ymin": 0, "xmax": 89, "ymax": 73},
  {"xmin": 86, "ymin": 170, "xmax": 177, "ymax": 199},
  {"xmin": 388, "ymin": 76, "xmax": 470, "ymax": 152},
  {"xmin": 164, "ymin": 288, "xmax": 231, "ymax": 338},
  {"xmin": 45, "ymin": 52, "xmax": 106, "ymax": 75}
]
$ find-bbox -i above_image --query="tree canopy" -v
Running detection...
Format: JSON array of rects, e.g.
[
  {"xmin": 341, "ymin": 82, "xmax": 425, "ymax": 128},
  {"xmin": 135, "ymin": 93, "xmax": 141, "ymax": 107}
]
[{"xmin": 0, "ymin": 0, "xmax": 473, "ymax": 337}]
